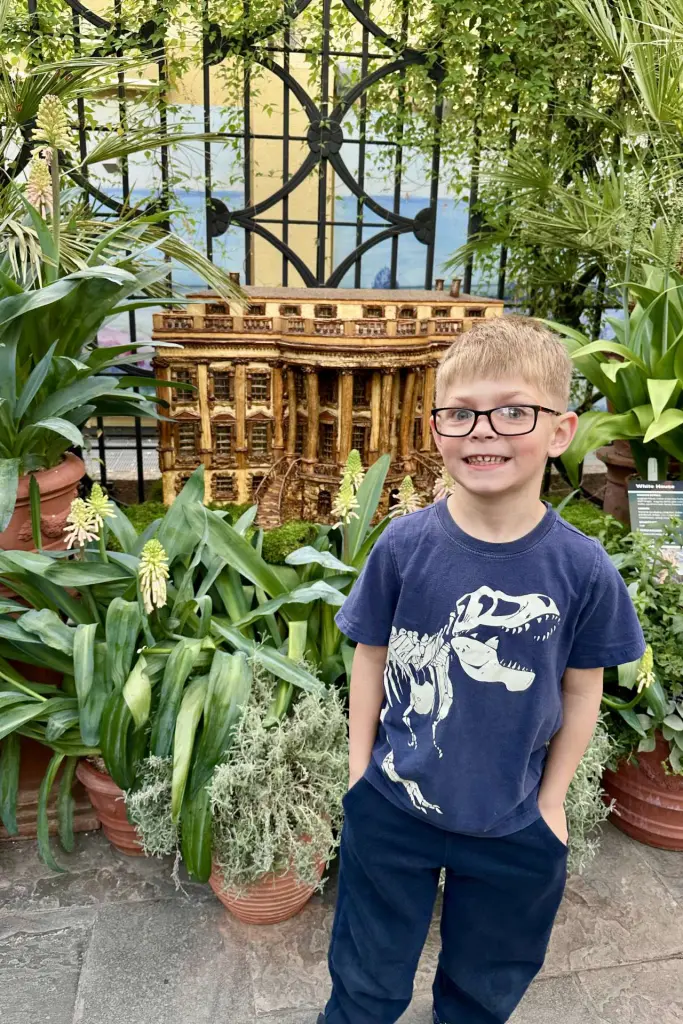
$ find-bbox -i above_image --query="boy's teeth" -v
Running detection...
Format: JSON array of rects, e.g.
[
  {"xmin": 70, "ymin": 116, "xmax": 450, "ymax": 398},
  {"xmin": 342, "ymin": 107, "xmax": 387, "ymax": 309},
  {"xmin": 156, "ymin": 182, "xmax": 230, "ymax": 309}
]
[{"xmin": 466, "ymin": 455, "xmax": 507, "ymax": 464}]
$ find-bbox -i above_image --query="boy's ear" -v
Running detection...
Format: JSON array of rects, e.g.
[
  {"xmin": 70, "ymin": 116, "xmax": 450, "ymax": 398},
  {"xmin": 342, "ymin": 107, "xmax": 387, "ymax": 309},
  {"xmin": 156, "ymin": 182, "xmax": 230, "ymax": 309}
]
[{"xmin": 547, "ymin": 411, "xmax": 579, "ymax": 457}]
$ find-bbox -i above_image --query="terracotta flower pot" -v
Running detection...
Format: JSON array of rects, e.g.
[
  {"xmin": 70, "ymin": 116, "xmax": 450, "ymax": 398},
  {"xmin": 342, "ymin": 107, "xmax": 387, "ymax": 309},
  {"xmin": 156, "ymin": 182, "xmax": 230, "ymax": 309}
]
[
  {"xmin": 76, "ymin": 759, "xmax": 144, "ymax": 856},
  {"xmin": 602, "ymin": 732, "xmax": 683, "ymax": 850},
  {"xmin": 209, "ymin": 855, "xmax": 325, "ymax": 925},
  {"xmin": 595, "ymin": 440, "xmax": 637, "ymax": 525},
  {"xmin": 0, "ymin": 453, "xmax": 85, "ymax": 552}
]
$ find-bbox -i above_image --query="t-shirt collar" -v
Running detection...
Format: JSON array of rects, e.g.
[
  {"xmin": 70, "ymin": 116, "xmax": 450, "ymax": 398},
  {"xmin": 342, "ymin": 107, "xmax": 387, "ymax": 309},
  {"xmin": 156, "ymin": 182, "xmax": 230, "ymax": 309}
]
[{"xmin": 434, "ymin": 498, "xmax": 558, "ymax": 556}]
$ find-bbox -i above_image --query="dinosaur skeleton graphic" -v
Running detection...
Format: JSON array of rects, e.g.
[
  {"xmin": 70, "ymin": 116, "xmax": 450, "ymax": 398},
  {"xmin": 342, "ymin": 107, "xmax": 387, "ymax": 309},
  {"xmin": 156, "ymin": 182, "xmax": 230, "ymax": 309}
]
[{"xmin": 380, "ymin": 585, "xmax": 560, "ymax": 814}]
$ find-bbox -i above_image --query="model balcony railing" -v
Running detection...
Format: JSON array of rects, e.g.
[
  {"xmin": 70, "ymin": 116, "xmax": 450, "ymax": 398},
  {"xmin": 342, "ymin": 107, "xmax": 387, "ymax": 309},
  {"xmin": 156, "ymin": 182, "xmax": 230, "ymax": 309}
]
[{"xmin": 153, "ymin": 312, "xmax": 482, "ymax": 340}]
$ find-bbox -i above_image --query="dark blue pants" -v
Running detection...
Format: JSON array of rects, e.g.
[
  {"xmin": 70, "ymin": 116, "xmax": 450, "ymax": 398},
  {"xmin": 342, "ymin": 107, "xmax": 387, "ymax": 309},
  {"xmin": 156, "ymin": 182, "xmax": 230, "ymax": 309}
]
[{"xmin": 325, "ymin": 778, "xmax": 567, "ymax": 1024}]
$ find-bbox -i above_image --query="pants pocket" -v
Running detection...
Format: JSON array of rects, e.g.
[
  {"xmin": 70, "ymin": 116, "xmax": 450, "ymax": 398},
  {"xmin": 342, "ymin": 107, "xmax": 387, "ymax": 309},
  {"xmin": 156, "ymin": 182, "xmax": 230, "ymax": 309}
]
[{"xmin": 534, "ymin": 812, "xmax": 569, "ymax": 855}]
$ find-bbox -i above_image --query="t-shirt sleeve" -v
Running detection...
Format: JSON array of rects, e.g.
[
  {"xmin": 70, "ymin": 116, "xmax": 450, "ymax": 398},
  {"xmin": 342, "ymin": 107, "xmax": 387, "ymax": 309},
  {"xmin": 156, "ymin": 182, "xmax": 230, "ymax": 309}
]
[
  {"xmin": 566, "ymin": 541, "xmax": 646, "ymax": 669},
  {"xmin": 334, "ymin": 524, "xmax": 401, "ymax": 646}
]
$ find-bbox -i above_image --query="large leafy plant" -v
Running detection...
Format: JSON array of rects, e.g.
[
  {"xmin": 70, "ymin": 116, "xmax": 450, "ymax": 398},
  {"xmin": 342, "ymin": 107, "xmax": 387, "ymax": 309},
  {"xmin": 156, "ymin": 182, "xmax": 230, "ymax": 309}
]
[
  {"xmin": 0, "ymin": 470, "xmax": 324, "ymax": 871},
  {"xmin": 599, "ymin": 523, "xmax": 683, "ymax": 774},
  {"xmin": 549, "ymin": 265, "xmax": 683, "ymax": 483}
]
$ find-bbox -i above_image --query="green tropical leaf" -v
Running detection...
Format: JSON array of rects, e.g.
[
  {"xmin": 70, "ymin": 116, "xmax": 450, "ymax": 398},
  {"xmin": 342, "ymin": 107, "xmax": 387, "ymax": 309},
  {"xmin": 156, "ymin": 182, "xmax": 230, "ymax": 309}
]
[
  {"xmin": 122, "ymin": 656, "xmax": 151, "ymax": 730},
  {"xmin": 0, "ymin": 733, "xmax": 20, "ymax": 835},
  {"xmin": 347, "ymin": 454, "xmax": 391, "ymax": 562},
  {"xmin": 37, "ymin": 752, "xmax": 65, "ymax": 871},
  {"xmin": 189, "ymin": 650, "xmax": 251, "ymax": 798},
  {"xmin": 185, "ymin": 503, "xmax": 286, "ymax": 598},
  {"xmin": 171, "ymin": 674, "xmax": 208, "ymax": 823},
  {"xmin": 284, "ymin": 546, "xmax": 355, "ymax": 573},
  {"xmin": 647, "ymin": 379, "xmax": 681, "ymax": 421},
  {"xmin": 0, "ymin": 458, "xmax": 19, "ymax": 531},
  {"xmin": 17, "ymin": 609, "xmax": 75, "ymax": 655},
  {"xmin": 643, "ymin": 408, "xmax": 683, "ymax": 443}
]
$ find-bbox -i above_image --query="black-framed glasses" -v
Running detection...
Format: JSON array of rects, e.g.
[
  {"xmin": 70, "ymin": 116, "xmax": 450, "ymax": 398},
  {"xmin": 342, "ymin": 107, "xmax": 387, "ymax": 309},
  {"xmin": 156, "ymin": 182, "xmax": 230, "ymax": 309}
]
[{"xmin": 431, "ymin": 404, "xmax": 562, "ymax": 437}]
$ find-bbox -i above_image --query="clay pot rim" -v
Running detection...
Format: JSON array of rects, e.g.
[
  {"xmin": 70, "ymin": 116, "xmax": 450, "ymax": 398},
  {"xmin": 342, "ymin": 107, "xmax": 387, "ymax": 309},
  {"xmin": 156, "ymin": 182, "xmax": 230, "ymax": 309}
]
[
  {"xmin": 76, "ymin": 759, "xmax": 122, "ymax": 794},
  {"xmin": 14, "ymin": 453, "xmax": 85, "ymax": 501}
]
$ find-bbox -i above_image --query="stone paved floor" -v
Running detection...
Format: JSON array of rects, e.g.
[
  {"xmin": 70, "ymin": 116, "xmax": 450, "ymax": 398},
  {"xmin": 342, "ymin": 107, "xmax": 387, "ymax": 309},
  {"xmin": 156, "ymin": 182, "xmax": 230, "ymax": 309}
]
[{"xmin": 1, "ymin": 823, "xmax": 682, "ymax": 1024}]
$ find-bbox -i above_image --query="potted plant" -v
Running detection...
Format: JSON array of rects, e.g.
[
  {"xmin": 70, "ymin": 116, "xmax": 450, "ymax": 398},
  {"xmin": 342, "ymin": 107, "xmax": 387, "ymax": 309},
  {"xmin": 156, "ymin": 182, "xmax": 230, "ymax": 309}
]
[
  {"xmin": 0, "ymin": 67, "xmax": 244, "ymax": 546},
  {"xmin": 0, "ymin": 468, "xmax": 324, "ymax": 868},
  {"xmin": 128, "ymin": 665, "xmax": 347, "ymax": 924},
  {"xmin": 597, "ymin": 525, "xmax": 683, "ymax": 848},
  {"xmin": 547, "ymin": 262, "xmax": 683, "ymax": 522}
]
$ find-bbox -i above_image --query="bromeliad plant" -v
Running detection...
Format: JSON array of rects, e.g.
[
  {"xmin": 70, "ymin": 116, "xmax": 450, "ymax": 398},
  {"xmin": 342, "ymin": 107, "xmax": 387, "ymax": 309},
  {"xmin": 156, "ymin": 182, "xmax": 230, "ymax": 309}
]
[
  {"xmin": 0, "ymin": 472, "xmax": 324, "ymax": 871},
  {"xmin": 548, "ymin": 263, "xmax": 683, "ymax": 484}
]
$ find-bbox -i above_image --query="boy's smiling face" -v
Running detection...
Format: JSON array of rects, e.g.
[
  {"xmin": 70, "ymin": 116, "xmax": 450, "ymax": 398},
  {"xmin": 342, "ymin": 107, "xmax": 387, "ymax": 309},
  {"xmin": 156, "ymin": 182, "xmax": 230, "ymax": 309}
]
[{"xmin": 431, "ymin": 376, "xmax": 578, "ymax": 499}]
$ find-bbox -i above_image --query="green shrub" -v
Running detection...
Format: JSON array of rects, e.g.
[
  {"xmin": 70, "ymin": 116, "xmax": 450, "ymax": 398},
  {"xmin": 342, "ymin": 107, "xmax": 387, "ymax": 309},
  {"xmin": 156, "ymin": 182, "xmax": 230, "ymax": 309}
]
[
  {"xmin": 546, "ymin": 495, "xmax": 627, "ymax": 544},
  {"xmin": 261, "ymin": 520, "xmax": 318, "ymax": 564}
]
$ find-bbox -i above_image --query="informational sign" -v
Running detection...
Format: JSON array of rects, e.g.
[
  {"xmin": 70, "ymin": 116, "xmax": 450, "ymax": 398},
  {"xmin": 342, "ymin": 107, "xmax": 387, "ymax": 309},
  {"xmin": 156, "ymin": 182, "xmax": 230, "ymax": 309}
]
[{"xmin": 628, "ymin": 480, "xmax": 683, "ymax": 577}]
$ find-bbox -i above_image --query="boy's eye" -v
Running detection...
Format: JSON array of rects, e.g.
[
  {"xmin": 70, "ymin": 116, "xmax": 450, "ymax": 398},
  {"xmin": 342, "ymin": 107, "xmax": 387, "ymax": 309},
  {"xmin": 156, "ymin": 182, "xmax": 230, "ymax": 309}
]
[{"xmin": 497, "ymin": 406, "xmax": 532, "ymax": 420}]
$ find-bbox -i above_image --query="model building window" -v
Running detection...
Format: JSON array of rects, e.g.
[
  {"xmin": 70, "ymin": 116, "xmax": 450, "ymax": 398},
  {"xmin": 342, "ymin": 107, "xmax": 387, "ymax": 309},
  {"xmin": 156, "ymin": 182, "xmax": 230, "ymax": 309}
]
[
  {"xmin": 214, "ymin": 422, "xmax": 235, "ymax": 457},
  {"xmin": 248, "ymin": 303, "xmax": 266, "ymax": 316},
  {"xmin": 251, "ymin": 474, "xmax": 264, "ymax": 496},
  {"xmin": 280, "ymin": 304, "xmax": 301, "ymax": 316},
  {"xmin": 212, "ymin": 370, "xmax": 234, "ymax": 402},
  {"xmin": 317, "ymin": 490, "xmax": 332, "ymax": 515},
  {"xmin": 175, "ymin": 472, "xmax": 191, "ymax": 494},
  {"xmin": 319, "ymin": 370, "xmax": 337, "ymax": 405},
  {"xmin": 207, "ymin": 302, "xmax": 229, "ymax": 315},
  {"xmin": 314, "ymin": 304, "xmax": 337, "ymax": 318},
  {"xmin": 431, "ymin": 307, "xmax": 451, "ymax": 318},
  {"xmin": 352, "ymin": 373, "xmax": 369, "ymax": 406},
  {"xmin": 213, "ymin": 474, "xmax": 236, "ymax": 500},
  {"xmin": 295, "ymin": 420, "xmax": 307, "ymax": 455},
  {"xmin": 465, "ymin": 307, "xmax": 485, "ymax": 318},
  {"xmin": 249, "ymin": 372, "xmax": 271, "ymax": 402},
  {"xmin": 399, "ymin": 306, "xmax": 417, "ymax": 319},
  {"xmin": 172, "ymin": 367, "xmax": 195, "ymax": 403},
  {"xmin": 250, "ymin": 422, "xmax": 269, "ymax": 455},
  {"xmin": 362, "ymin": 305, "xmax": 384, "ymax": 319},
  {"xmin": 176, "ymin": 422, "xmax": 198, "ymax": 462},
  {"xmin": 352, "ymin": 424, "xmax": 368, "ymax": 458},
  {"xmin": 319, "ymin": 422, "xmax": 335, "ymax": 460},
  {"xmin": 295, "ymin": 370, "xmax": 306, "ymax": 401}
]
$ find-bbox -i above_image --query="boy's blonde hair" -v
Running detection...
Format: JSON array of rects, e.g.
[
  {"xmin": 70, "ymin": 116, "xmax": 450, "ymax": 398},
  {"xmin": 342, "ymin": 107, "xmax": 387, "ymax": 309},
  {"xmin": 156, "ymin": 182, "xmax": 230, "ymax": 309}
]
[{"xmin": 435, "ymin": 316, "xmax": 573, "ymax": 409}]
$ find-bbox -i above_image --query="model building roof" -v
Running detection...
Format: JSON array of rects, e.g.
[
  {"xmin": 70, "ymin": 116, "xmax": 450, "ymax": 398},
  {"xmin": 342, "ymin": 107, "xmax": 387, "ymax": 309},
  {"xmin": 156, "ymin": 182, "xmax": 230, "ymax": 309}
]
[{"xmin": 187, "ymin": 285, "xmax": 502, "ymax": 304}]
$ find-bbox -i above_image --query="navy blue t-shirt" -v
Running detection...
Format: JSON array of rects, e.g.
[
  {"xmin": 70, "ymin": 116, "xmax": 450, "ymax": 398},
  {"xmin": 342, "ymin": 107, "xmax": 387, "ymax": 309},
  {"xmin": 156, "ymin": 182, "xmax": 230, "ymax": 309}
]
[{"xmin": 335, "ymin": 500, "xmax": 645, "ymax": 837}]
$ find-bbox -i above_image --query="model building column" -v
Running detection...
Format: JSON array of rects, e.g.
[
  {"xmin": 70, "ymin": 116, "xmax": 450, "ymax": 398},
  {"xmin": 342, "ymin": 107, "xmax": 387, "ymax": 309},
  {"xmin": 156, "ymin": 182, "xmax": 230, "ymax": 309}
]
[
  {"xmin": 378, "ymin": 369, "xmax": 394, "ymax": 455},
  {"xmin": 339, "ymin": 368, "xmax": 354, "ymax": 463},
  {"xmin": 369, "ymin": 370, "xmax": 381, "ymax": 463},
  {"xmin": 197, "ymin": 361, "xmax": 213, "ymax": 471},
  {"xmin": 233, "ymin": 360, "xmax": 248, "ymax": 502},
  {"xmin": 271, "ymin": 361, "xmax": 285, "ymax": 454},
  {"xmin": 286, "ymin": 367, "xmax": 297, "ymax": 456},
  {"xmin": 399, "ymin": 370, "xmax": 417, "ymax": 462},
  {"xmin": 422, "ymin": 362, "xmax": 437, "ymax": 451},
  {"xmin": 304, "ymin": 367, "xmax": 319, "ymax": 471}
]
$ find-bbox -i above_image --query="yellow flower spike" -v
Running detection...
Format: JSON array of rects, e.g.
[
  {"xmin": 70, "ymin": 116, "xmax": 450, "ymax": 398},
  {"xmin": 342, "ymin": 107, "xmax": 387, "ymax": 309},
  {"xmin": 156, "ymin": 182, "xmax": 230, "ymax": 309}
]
[
  {"xmin": 390, "ymin": 475, "xmax": 423, "ymax": 517},
  {"xmin": 26, "ymin": 156, "xmax": 52, "ymax": 215},
  {"xmin": 331, "ymin": 473, "xmax": 360, "ymax": 527},
  {"xmin": 636, "ymin": 645, "xmax": 655, "ymax": 694},
  {"xmin": 63, "ymin": 497, "xmax": 99, "ymax": 549},
  {"xmin": 138, "ymin": 539, "xmax": 170, "ymax": 615},
  {"xmin": 33, "ymin": 94, "xmax": 73, "ymax": 151},
  {"xmin": 86, "ymin": 483, "xmax": 116, "ymax": 529},
  {"xmin": 345, "ymin": 449, "xmax": 365, "ymax": 491}
]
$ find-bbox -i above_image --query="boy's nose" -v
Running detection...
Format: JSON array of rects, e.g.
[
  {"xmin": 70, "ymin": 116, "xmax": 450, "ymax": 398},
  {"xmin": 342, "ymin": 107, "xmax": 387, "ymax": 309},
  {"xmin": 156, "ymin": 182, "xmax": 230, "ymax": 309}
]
[{"xmin": 469, "ymin": 414, "xmax": 497, "ymax": 440}]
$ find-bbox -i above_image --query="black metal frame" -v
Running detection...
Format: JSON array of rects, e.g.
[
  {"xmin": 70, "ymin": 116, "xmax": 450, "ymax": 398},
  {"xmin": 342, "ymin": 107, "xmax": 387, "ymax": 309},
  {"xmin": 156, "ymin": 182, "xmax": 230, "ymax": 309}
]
[
  {"xmin": 24, "ymin": 0, "xmax": 508, "ymax": 502},
  {"xmin": 431, "ymin": 405, "xmax": 563, "ymax": 438}
]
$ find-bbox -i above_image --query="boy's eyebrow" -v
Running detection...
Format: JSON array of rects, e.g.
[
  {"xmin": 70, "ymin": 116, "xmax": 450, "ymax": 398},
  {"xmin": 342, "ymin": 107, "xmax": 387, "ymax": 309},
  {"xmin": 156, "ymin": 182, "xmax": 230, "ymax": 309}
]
[{"xmin": 443, "ymin": 390, "xmax": 538, "ymax": 405}]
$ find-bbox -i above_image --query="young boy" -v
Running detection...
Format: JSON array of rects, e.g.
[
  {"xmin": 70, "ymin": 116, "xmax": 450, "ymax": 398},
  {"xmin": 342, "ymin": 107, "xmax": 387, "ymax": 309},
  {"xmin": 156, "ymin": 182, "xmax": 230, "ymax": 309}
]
[{"xmin": 319, "ymin": 317, "xmax": 645, "ymax": 1024}]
